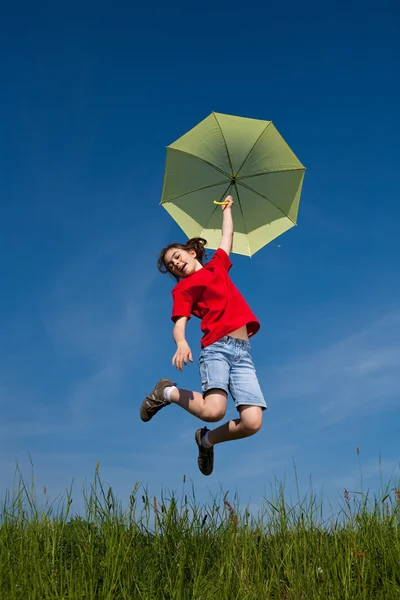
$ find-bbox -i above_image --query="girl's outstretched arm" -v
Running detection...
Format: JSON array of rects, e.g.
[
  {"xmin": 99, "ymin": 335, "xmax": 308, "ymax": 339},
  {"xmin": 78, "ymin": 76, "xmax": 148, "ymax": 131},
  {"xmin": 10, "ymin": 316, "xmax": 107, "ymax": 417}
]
[
  {"xmin": 172, "ymin": 317, "xmax": 193, "ymax": 371},
  {"xmin": 219, "ymin": 195, "xmax": 234, "ymax": 256}
]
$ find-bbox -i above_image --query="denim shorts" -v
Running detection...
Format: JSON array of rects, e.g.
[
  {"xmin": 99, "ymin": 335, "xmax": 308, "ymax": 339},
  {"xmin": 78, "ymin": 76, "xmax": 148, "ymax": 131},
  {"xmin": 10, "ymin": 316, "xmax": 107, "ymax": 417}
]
[{"xmin": 198, "ymin": 336, "xmax": 267, "ymax": 411}]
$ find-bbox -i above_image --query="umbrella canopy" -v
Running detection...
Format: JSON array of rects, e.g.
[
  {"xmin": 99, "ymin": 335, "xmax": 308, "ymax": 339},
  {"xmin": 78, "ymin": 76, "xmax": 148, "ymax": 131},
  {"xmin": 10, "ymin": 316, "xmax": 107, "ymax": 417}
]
[{"xmin": 161, "ymin": 112, "xmax": 305, "ymax": 256}]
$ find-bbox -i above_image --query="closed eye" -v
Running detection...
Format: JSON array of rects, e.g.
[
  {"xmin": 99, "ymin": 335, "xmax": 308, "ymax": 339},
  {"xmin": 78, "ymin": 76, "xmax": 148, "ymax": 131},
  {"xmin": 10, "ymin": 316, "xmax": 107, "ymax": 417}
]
[{"xmin": 167, "ymin": 252, "xmax": 180, "ymax": 269}]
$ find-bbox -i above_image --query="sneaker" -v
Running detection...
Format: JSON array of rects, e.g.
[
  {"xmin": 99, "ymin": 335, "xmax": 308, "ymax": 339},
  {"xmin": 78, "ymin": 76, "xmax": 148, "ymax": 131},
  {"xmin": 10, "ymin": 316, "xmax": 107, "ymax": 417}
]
[
  {"xmin": 195, "ymin": 427, "xmax": 214, "ymax": 476},
  {"xmin": 140, "ymin": 378, "xmax": 175, "ymax": 422}
]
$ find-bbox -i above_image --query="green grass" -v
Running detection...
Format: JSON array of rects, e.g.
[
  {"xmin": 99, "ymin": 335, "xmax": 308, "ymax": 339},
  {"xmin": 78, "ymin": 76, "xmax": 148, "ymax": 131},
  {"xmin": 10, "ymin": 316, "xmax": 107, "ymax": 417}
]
[{"xmin": 1, "ymin": 465, "xmax": 400, "ymax": 599}]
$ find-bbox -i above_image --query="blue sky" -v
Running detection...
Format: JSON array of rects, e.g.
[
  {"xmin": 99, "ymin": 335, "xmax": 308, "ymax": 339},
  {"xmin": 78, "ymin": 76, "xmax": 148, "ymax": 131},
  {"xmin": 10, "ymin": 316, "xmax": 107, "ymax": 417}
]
[{"xmin": 1, "ymin": 0, "xmax": 399, "ymax": 516}]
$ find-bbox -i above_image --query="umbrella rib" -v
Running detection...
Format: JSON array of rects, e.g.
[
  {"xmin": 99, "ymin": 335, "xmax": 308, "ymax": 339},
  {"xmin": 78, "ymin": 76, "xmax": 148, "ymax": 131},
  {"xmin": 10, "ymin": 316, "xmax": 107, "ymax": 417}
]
[
  {"xmin": 234, "ymin": 183, "xmax": 251, "ymax": 256},
  {"xmin": 200, "ymin": 182, "xmax": 233, "ymax": 238},
  {"xmin": 161, "ymin": 180, "xmax": 230, "ymax": 204},
  {"xmin": 235, "ymin": 122, "xmax": 272, "ymax": 177},
  {"xmin": 213, "ymin": 113, "xmax": 234, "ymax": 176},
  {"xmin": 167, "ymin": 147, "xmax": 231, "ymax": 179},
  {"xmin": 237, "ymin": 181, "xmax": 297, "ymax": 226},
  {"xmin": 239, "ymin": 166, "xmax": 305, "ymax": 181}
]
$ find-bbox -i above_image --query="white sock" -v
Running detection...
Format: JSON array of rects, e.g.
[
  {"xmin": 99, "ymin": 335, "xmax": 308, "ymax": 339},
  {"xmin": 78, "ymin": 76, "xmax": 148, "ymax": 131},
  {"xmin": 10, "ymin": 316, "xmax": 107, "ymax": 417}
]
[
  {"xmin": 164, "ymin": 386, "xmax": 177, "ymax": 402},
  {"xmin": 202, "ymin": 431, "xmax": 213, "ymax": 448}
]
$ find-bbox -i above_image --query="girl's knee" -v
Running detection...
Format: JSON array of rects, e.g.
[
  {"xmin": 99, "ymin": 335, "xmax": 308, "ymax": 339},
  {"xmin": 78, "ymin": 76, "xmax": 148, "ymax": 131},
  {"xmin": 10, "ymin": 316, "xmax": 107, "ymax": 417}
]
[
  {"xmin": 243, "ymin": 420, "xmax": 262, "ymax": 436},
  {"xmin": 240, "ymin": 407, "xmax": 263, "ymax": 436},
  {"xmin": 202, "ymin": 390, "xmax": 227, "ymax": 422},
  {"xmin": 202, "ymin": 407, "xmax": 226, "ymax": 422}
]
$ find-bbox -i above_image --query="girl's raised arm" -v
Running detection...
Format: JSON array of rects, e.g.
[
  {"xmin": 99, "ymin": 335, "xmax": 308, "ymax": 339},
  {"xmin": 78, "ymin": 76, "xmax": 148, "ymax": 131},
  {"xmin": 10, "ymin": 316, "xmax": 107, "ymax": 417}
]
[{"xmin": 219, "ymin": 195, "xmax": 234, "ymax": 256}]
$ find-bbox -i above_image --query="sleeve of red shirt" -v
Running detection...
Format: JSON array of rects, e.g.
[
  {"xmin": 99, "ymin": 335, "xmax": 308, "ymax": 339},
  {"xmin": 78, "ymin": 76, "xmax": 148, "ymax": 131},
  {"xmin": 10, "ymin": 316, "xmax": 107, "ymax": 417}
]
[
  {"xmin": 171, "ymin": 288, "xmax": 193, "ymax": 322},
  {"xmin": 213, "ymin": 248, "xmax": 233, "ymax": 271}
]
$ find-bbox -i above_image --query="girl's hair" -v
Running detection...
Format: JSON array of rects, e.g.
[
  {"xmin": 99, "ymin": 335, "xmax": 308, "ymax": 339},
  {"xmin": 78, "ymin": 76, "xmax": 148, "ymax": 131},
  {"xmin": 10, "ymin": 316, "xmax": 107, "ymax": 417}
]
[{"xmin": 158, "ymin": 237, "xmax": 208, "ymax": 281}]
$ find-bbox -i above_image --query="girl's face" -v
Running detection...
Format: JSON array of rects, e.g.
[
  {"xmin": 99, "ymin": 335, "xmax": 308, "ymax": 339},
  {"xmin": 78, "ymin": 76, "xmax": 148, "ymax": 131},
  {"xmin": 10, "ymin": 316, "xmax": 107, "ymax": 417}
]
[{"xmin": 164, "ymin": 247, "xmax": 202, "ymax": 279}]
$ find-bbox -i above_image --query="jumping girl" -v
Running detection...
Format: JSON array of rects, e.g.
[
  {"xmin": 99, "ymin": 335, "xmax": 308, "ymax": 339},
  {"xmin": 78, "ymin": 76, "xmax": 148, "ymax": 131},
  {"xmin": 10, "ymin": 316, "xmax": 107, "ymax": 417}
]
[{"xmin": 140, "ymin": 196, "xmax": 267, "ymax": 475}]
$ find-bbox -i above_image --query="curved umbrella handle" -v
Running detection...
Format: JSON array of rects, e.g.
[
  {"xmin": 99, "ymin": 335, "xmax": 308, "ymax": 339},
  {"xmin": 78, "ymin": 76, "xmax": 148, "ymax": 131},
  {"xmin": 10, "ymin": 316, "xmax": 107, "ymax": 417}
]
[{"xmin": 213, "ymin": 200, "xmax": 230, "ymax": 205}]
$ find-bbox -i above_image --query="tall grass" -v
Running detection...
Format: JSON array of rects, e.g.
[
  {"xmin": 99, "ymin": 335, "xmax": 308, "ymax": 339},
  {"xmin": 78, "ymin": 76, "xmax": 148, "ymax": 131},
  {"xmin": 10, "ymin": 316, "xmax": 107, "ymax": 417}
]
[{"xmin": 0, "ymin": 464, "xmax": 399, "ymax": 599}]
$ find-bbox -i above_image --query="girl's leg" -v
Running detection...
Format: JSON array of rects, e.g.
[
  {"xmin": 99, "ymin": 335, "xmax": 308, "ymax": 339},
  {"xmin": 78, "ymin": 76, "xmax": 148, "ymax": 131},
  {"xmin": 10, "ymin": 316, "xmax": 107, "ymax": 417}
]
[
  {"xmin": 140, "ymin": 379, "xmax": 227, "ymax": 423},
  {"xmin": 207, "ymin": 405, "xmax": 263, "ymax": 445},
  {"xmin": 194, "ymin": 405, "xmax": 263, "ymax": 476},
  {"xmin": 169, "ymin": 387, "xmax": 228, "ymax": 422}
]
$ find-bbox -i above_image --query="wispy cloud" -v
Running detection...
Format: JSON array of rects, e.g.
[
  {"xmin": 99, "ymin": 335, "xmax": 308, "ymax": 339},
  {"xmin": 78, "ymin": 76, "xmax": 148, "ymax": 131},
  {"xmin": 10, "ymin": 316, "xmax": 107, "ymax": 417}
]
[
  {"xmin": 308, "ymin": 457, "xmax": 400, "ymax": 518},
  {"xmin": 44, "ymin": 237, "xmax": 160, "ymax": 424},
  {"xmin": 326, "ymin": 457, "xmax": 400, "ymax": 493},
  {"xmin": 265, "ymin": 312, "xmax": 400, "ymax": 424},
  {"xmin": 219, "ymin": 443, "xmax": 296, "ymax": 482}
]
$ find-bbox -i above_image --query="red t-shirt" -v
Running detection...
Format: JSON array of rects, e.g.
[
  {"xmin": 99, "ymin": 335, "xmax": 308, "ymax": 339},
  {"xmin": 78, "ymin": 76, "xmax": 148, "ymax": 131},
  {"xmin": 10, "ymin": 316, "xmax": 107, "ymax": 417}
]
[{"xmin": 171, "ymin": 248, "xmax": 260, "ymax": 348}]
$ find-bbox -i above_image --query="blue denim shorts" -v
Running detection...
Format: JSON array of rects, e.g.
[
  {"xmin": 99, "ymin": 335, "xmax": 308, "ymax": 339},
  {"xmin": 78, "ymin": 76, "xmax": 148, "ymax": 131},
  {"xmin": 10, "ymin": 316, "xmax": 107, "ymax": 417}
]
[{"xmin": 198, "ymin": 336, "xmax": 267, "ymax": 411}]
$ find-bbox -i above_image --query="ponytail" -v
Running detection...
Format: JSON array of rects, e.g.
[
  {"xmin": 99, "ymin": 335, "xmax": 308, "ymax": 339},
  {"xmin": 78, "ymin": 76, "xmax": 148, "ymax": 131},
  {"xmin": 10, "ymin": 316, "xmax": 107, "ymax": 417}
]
[{"xmin": 184, "ymin": 237, "xmax": 207, "ymax": 264}]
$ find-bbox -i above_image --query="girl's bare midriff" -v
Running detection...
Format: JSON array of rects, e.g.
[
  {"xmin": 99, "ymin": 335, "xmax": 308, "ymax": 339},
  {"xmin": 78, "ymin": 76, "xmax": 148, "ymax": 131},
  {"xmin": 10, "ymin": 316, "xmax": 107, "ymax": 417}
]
[{"xmin": 228, "ymin": 325, "xmax": 249, "ymax": 341}]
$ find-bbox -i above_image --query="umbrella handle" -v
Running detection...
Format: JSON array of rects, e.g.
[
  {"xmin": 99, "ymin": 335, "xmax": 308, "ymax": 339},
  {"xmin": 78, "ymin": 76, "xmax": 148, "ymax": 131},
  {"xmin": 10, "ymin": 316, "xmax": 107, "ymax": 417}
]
[{"xmin": 213, "ymin": 200, "xmax": 230, "ymax": 205}]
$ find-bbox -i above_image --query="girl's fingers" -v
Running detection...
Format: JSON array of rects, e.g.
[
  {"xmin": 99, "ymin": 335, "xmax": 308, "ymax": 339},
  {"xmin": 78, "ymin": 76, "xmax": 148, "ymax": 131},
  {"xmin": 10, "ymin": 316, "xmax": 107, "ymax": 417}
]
[{"xmin": 173, "ymin": 350, "xmax": 192, "ymax": 370}]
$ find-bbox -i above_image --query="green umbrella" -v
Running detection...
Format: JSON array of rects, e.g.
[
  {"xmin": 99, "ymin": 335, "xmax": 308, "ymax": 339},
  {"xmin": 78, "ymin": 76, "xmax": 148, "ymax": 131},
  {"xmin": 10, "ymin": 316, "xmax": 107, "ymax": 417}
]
[{"xmin": 161, "ymin": 112, "xmax": 305, "ymax": 256}]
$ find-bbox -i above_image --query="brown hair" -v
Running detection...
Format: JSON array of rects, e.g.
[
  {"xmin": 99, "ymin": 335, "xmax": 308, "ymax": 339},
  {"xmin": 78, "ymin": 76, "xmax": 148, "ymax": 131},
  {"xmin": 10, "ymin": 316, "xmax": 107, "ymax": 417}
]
[{"xmin": 158, "ymin": 237, "xmax": 208, "ymax": 282}]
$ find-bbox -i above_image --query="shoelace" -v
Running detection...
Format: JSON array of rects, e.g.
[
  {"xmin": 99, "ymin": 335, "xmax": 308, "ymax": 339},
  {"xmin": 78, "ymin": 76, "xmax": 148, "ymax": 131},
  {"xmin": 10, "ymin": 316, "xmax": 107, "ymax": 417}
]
[{"xmin": 146, "ymin": 394, "xmax": 167, "ymax": 414}]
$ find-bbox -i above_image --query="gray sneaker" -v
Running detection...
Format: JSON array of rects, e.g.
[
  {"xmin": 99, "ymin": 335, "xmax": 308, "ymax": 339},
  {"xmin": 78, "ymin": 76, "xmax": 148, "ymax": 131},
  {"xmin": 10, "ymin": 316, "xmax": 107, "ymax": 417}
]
[
  {"xmin": 195, "ymin": 427, "xmax": 214, "ymax": 476},
  {"xmin": 140, "ymin": 378, "xmax": 175, "ymax": 422}
]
